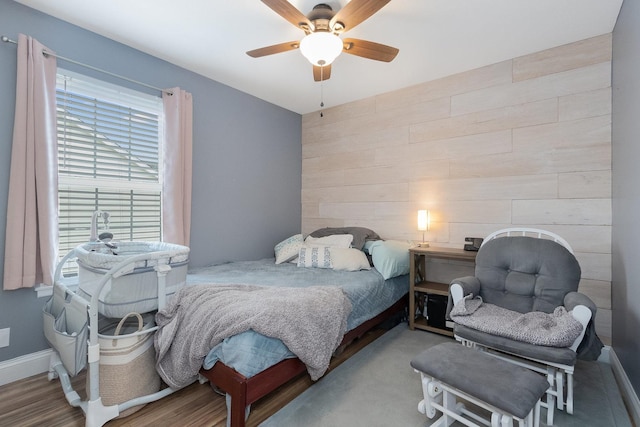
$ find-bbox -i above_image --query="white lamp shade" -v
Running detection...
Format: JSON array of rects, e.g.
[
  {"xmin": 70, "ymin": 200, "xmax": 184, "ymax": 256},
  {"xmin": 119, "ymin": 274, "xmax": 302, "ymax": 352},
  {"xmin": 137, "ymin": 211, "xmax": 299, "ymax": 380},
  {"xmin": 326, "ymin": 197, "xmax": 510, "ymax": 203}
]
[
  {"xmin": 417, "ymin": 210, "xmax": 430, "ymax": 231},
  {"xmin": 299, "ymin": 32, "xmax": 343, "ymax": 66}
]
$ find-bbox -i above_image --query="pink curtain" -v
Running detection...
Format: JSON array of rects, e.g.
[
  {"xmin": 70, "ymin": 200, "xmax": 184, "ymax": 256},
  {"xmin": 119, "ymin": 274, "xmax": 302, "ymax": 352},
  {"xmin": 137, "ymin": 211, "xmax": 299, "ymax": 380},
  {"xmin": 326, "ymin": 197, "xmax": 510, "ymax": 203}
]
[
  {"xmin": 3, "ymin": 34, "xmax": 58, "ymax": 290},
  {"xmin": 162, "ymin": 88, "xmax": 193, "ymax": 246}
]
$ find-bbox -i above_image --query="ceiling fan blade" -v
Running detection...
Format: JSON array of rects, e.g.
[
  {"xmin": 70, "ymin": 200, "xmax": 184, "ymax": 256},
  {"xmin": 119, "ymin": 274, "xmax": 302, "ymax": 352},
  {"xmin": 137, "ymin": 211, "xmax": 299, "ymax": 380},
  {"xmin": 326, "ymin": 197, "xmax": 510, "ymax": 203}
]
[
  {"xmin": 261, "ymin": 0, "xmax": 312, "ymax": 32},
  {"xmin": 342, "ymin": 38, "xmax": 399, "ymax": 62},
  {"xmin": 330, "ymin": 0, "xmax": 391, "ymax": 32},
  {"xmin": 247, "ymin": 41, "xmax": 300, "ymax": 58},
  {"xmin": 313, "ymin": 64, "xmax": 332, "ymax": 82}
]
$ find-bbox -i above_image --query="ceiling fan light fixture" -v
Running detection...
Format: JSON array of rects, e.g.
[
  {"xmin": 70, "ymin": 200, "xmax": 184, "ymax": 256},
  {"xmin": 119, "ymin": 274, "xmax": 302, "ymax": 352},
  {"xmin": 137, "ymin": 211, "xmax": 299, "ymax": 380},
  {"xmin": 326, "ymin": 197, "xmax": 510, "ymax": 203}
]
[{"xmin": 299, "ymin": 32, "xmax": 343, "ymax": 66}]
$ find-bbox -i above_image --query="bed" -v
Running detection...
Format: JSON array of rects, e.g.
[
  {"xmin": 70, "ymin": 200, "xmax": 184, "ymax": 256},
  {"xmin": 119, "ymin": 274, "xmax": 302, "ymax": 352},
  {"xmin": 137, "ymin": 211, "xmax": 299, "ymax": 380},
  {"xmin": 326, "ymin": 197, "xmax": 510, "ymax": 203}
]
[{"xmin": 160, "ymin": 241, "xmax": 410, "ymax": 427}]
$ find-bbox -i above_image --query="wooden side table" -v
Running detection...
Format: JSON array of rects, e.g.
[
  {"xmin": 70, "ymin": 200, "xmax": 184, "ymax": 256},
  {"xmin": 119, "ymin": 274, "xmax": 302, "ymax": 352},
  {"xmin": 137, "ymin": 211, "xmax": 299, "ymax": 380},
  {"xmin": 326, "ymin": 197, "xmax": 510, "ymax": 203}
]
[{"xmin": 409, "ymin": 246, "xmax": 477, "ymax": 336}]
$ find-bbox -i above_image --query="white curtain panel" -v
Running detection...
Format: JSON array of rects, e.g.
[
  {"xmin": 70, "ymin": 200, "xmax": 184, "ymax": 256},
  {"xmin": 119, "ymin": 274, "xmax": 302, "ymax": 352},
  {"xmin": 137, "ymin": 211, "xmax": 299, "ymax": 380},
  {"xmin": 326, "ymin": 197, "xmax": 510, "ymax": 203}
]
[
  {"xmin": 162, "ymin": 88, "xmax": 193, "ymax": 247},
  {"xmin": 3, "ymin": 34, "xmax": 59, "ymax": 290}
]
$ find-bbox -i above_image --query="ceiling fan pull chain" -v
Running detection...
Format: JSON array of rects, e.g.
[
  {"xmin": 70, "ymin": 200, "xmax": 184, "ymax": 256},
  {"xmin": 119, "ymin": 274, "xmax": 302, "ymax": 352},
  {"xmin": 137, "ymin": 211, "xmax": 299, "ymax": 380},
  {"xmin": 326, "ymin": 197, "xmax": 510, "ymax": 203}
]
[{"xmin": 320, "ymin": 64, "xmax": 325, "ymax": 118}]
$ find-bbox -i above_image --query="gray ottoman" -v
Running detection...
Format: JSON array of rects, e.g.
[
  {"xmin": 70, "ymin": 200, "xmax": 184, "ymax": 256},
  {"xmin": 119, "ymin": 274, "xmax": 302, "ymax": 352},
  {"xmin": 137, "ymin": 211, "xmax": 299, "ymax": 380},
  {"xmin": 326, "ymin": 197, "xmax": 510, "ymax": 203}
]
[{"xmin": 411, "ymin": 342, "xmax": 549, "ymax": 427}]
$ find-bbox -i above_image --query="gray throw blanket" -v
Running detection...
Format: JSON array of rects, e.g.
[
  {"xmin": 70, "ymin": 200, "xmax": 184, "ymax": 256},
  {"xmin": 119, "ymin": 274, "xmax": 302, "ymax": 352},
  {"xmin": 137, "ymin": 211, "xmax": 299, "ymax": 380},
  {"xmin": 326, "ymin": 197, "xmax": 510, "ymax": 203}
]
[
  {"xmin": 154, "ymin": 284, "xmax": 352, "ymax": 388},
  {"xmin": 450, "ymin": 295, "xmax": 583, "ymax": 347}
]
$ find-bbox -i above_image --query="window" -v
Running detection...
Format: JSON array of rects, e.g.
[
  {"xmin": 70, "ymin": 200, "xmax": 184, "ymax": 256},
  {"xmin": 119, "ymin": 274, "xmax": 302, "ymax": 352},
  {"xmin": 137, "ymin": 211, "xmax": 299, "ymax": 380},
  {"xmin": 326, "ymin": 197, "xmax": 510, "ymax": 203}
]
[{"xmin": 56, "ymin": 70, "xmax": 164, "ymax": 272}]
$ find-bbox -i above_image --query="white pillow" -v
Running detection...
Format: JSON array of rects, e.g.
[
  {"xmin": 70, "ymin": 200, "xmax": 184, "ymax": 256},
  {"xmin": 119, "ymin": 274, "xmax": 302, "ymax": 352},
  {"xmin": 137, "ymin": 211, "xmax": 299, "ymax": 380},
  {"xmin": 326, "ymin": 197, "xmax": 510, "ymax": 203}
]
[
  {"xmin": 305, "ymin": 234, "xmax": 353, "ymax": 248},
  {"xmin": 329, "ymin": 248, "xmax": 371, "ymax": 271},
  {"xmin": 274, "ymin": 234, "xmax": 304, "ymax": 264},
  {"xmin": 297, "ymin": 246, "xmax": 332, "ymax": 269}
]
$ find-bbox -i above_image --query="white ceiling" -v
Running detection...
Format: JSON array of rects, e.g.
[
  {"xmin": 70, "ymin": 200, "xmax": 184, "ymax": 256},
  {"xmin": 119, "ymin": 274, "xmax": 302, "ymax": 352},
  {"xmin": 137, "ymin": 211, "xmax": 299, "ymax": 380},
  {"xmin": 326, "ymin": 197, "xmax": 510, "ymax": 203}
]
[{"xmin": 16, "ymin": 0, "xmax": 622, "ymax": 115}]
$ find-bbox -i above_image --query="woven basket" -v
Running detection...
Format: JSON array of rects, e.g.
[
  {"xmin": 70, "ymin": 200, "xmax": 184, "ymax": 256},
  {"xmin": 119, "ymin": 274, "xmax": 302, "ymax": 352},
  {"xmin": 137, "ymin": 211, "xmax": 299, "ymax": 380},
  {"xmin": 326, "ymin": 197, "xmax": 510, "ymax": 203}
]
[{"xmin": 96, "ymin": 312, "xmax": 160, "ymax": 417}]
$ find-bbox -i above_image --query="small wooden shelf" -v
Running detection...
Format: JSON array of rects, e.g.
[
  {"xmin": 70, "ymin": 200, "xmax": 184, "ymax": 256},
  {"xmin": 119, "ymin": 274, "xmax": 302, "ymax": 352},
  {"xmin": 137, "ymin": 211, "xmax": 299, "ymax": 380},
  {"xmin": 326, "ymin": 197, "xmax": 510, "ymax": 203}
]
[
  {"xmin": 414, "ymin": 281, "xmax": 449, "ymax": 296},
  {"xmin": 409, "ymin": 246, "xmax": 477, "ymax": 336}
]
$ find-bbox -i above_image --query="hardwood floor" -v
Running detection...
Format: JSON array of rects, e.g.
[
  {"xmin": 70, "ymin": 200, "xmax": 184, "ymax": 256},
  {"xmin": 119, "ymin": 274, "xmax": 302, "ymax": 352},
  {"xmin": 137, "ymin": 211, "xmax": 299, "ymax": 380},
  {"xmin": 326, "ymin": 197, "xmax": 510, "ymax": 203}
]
[{"xmin": 0, "ymin": 329, "xmax": 386, "ymax": 427}]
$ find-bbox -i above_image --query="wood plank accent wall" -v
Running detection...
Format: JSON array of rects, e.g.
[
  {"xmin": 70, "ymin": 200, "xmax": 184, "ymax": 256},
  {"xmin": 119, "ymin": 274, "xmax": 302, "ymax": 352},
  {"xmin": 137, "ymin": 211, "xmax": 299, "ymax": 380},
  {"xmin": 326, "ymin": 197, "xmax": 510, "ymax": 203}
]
[{"xmin": 301, "ymin": 34, "xmax": 613, "ymax": 342}]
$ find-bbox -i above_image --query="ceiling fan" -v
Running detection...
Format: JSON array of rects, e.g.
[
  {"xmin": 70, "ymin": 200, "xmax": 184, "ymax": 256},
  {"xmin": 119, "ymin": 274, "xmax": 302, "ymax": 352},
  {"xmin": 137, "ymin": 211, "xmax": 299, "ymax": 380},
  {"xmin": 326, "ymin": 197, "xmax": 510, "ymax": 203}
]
[{"xmin": 247, "ymin": 0, "xmax": 399, "ymax": 82}]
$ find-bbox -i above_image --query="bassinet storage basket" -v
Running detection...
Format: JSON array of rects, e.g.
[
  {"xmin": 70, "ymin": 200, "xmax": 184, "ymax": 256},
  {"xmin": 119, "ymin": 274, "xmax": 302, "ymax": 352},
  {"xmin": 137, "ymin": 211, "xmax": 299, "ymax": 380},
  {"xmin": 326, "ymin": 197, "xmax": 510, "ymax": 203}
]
[
  {"xmin": 96, "ymin": 312, "xmax": 160, "ymax": 417},
  {"xmin": 43, "ymin": 284, "xmax": 89, "ymax": 376},
  {"xmin": 75, "ymin": 241, "xmax": 189, "ymax": 317}
]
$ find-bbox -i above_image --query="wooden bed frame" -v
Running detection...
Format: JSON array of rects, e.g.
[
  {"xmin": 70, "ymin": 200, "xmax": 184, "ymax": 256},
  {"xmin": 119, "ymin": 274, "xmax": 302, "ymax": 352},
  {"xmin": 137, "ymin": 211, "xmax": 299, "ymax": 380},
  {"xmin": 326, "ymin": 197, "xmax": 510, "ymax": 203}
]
[{"xmin": 199, "ymin": 294, "xmax": 408, "ymax": 427}]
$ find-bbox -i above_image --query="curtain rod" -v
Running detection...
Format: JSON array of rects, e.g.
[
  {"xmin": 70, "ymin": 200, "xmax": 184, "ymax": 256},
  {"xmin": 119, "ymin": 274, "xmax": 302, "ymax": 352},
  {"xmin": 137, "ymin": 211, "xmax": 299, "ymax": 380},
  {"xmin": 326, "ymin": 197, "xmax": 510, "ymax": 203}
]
[{"xmin": 2, "ymin": 35, "xmax": 172, "ymax": 96}]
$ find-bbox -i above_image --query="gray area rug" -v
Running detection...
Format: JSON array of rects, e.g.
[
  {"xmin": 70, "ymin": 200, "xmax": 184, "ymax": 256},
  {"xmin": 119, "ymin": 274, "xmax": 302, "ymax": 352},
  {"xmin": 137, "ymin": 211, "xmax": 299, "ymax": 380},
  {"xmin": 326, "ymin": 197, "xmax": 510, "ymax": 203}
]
[{"xmin": 260, "ymin": 323, "xmax": 631, "ymax": 427}]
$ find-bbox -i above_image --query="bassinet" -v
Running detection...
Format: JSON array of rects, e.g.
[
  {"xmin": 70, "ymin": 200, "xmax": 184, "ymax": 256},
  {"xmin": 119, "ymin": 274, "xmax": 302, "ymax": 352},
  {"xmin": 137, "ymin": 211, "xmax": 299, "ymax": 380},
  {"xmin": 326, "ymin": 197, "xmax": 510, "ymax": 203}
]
[
  {"xmin": 45, "ymin": 241, "xmax": 190, "ymax": 427},
  {"xmin": 75, "ymin": 241, "xmax": 189, "ymax": 317}
]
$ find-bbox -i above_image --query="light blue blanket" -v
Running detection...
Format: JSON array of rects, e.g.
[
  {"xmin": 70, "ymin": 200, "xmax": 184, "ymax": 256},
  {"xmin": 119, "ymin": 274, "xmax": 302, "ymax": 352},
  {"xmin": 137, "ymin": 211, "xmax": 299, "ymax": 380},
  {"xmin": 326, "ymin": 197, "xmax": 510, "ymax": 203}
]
[{"xmin": 187, "ymin": 258, "xmax": 409, "ymax": 378}]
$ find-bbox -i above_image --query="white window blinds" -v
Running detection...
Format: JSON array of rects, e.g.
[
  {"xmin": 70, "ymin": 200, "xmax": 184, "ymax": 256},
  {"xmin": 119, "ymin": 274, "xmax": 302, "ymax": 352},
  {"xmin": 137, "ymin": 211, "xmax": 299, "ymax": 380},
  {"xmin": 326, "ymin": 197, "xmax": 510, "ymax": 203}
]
[{"xmin": 56, "ymin": 70, "xmax": 164, "ymax": 265}]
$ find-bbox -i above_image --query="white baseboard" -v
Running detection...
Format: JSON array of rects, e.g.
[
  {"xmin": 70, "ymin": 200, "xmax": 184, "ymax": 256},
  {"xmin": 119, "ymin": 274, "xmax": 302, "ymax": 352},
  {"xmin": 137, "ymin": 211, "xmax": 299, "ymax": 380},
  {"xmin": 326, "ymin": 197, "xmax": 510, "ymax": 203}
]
[
  {"xmin": 610, "ymin": 347, "xmax": 640, "ymax": 427},
  {"xmin": 0, "ymin": 349, "xmax": 52, "ymax": 386}
]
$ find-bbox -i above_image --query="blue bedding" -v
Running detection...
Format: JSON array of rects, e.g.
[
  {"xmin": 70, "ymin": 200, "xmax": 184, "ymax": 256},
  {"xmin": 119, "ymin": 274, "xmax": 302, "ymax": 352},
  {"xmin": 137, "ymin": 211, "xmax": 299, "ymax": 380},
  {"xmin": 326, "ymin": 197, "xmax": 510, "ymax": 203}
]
[{"xmin": 186, "ymin": 258, "xmax": 408, "ymax": 378}]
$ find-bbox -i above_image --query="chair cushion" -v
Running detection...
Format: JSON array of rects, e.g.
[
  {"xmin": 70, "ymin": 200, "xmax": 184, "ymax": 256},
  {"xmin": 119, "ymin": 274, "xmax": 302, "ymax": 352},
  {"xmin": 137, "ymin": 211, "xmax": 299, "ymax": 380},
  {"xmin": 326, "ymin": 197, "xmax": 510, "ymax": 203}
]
[
  {"xmin": 454, "ymin": 324, "xmax": 577, "ymax": 366},
  {"xmin": 475, "ymin": 236, "xmax": 581, "ymax": 313},
  {"xmin": 411, "ymin": 342, "xmax": 549, "ymax": 419}
]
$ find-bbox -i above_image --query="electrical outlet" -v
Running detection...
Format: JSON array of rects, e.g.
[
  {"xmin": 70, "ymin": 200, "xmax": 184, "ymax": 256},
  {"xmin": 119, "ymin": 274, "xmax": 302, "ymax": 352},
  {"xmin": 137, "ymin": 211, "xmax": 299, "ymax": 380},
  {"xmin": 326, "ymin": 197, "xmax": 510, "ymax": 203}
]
[{"xmin": 0, "ymin": 328, "xmax": 10, "ymax": 348}]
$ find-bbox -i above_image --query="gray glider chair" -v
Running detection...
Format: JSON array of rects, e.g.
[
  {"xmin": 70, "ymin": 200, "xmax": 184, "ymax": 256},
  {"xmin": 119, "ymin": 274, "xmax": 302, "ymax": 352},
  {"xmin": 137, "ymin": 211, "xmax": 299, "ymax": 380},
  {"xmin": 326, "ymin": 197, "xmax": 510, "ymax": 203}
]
[{"xmin": 448, "ymin": 228, "xmax": 602, "ymax": 425}]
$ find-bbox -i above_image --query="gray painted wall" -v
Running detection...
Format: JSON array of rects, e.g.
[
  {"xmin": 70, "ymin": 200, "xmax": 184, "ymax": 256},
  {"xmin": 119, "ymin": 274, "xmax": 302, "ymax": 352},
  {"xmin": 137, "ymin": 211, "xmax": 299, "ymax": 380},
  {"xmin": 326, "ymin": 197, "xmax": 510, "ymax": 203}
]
[
  {"xmin": 612, "ymin": 0, "xmax": 640, "ymax": 397},
  {"xmin": 0, "ymin": 0, "xmax": 301, "ymax": 362}
]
